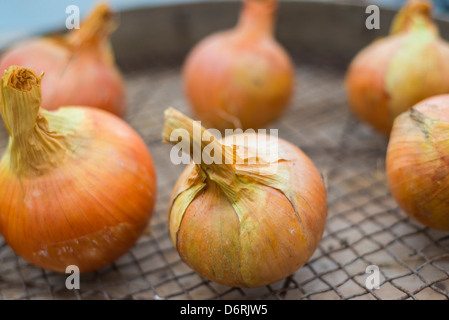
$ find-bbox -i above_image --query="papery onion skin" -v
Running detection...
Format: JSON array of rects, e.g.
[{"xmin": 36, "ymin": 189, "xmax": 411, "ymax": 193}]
[
  {"xmin": 345, "ymin": 0, "xmax": 449, "ymax": 135},
  {"xmin": 0, "ymin": 3, "xmax": 127, "ymax": 117},
  {"xmin": 386, "ymin": 95, "xmax": 449, "ymax": 230},
  {"xmin": 0, "ymin": 66, "xmax": 157, "ymax": 273},
  {"xmin": 163, "ymin": 108, "xmax": 327, "ymax": 287},
  {"xmin": 183, "ymin": 0, "xmax": 295, "ymax": 130}
]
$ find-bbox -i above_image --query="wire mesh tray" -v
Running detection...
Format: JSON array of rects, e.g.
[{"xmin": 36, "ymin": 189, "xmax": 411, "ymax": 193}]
[{"xmin": 0, "ymin": 1, "xmax": 448, "ymax": 300}]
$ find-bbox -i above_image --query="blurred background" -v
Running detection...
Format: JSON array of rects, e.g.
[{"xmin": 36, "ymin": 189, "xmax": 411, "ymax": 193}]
[{"xmin": 1, "ymin": 0, "xmax": 449, "ymax": 49}]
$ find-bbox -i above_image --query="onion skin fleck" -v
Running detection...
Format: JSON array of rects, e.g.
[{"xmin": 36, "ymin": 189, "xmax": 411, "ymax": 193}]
[
  {"xmin": 183, "ymin": 0, "xmax": 295, "ymax": 130},
  {"xmin": 0, "ymin": 66, "xmax": 157, "ymax": 273},
  {"xmin": 345, "ymin": 0, "xmax": 449, "ymax": 135},
  {"xmin": 0, "ymin": 3, "xmax": 127, "ymax": 117},
  {"xmin": 386, "ymin": 95, "xmax": 449, "ymax": 230},
  {"xmin": 163, "ymin": 108, "xmax": 327, "ymax": 287}
]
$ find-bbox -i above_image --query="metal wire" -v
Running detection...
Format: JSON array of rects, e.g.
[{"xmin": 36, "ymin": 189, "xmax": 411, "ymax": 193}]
[{"xmin": 0, "ymin": 58, "xmax": 448, "ymax": 300}]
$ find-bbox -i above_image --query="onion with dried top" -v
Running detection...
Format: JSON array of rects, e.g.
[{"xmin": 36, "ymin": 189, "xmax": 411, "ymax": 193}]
[
  {"xmin": 345, "ymin": 0, "xmax": 449, "ymax": 135},
  {"xmin": 0, "ymin": 66, "xmax": 157, "ymax": 272},
  {"xmin": 162, "ymin": 108, "xmax": 327, "ymax": 287},
  {"xmin": 183, "ymin": 0, "xmax": 295, "ymax": 130},
  {"xmin": 0, "ymin": 3, "xmax": 127, "ymax": 117}
]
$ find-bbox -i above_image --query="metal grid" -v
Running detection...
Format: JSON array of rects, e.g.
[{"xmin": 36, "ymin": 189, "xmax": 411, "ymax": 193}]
[{"xmin": 0, "ymin": 58, "xmax": 448, "ymax": 300}]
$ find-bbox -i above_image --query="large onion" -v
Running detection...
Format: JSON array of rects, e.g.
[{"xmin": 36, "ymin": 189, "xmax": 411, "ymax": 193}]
[
  {"xmin": 387, "ymin": 94, "xmax": 449, "ymax": 230},
  {"xmin": 0, "ymin": 66, "xmax": 157, "ymax": 272},
  {"xmin": 162, "ymin": 108, "xmax": 327, "ymax": 287},
  {"xmin": 0, "ymin": 3, "xmax": 127, "ymax": 117},
  {"xmin": 183, "ymin": 0, "xmax": 295, "ymax": 130},
  {"xmin": 345, "ymin": 0, "xmax": 449, "ymax": 135}
]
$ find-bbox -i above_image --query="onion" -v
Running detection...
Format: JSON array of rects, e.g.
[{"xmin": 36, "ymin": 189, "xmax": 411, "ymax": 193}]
[
  {"xmin": 0, "ymin": 66, "xmax": 157, "ymax": 272},
  {"xmin": 162, "ymin": 108, "xmax": 327, "ymax": 287},
  {"xmin": 387, "ymin": 95, "xmax": 449, "ymax": 230},
  {"xmin": 183, "ymin": 0, "xmax": 295, "ymax": 130},
  {"xmin": 0, "ymin": 3, "xmax": 127, "ymax": 117},
  {"xmin": 345, "ymin": 0, "xmax": 449, "ymax": 135}
]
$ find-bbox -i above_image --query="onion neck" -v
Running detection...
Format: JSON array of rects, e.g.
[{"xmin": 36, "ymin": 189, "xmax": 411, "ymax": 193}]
[
  {"xmin": 0, "ymin": 66, "xmax": 68, "ymax": 177},
  {"xmin": 67, "ymin": 2, "xmax": 115, "ymax": 51},
  {"xmin": 236, "ymin": 0, "xmax": 277, "ymax": 37},
  {"xmin": 163, "ymin": 108, "xmax": 239, "ymax": 189},
  {"xmin": 390, "ymin": 0, "xmax": 438, "ymax": 35}
]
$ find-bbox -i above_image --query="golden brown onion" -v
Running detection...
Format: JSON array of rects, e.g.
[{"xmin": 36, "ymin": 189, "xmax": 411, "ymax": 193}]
[
  {"xmin": 387, "ymin": 94, "xmax": 449, "ymax": 230},
  {"xmin": 0, "ymin": 3, "xmax": 127, "ymax": 117},
  {"xmin": 162, "ymin": 108, "xmax": 327, "ymax": 287},
  {"xmin": 345, "ymin": 0, "xmax": 449, "ymax": 135},
  {"xmin": 0, "ymin": 66, "xmax": 157, "ymax": 272}
]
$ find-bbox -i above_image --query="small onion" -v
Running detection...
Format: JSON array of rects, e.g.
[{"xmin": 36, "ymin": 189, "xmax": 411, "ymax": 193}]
[
  {"xmin": 0, "ymin": 66, "xmax": 157, "ymax": 272},
  {"xmin": 0, "ymin": 3, "xmax": 127, "ymax": 117},
  {"xmin": 183, "ymin": 0, "xmax": 295, "ymax": 130},
  {"xmin": 345, "ymin": 0, "xmax": 449, "ymax": 135},
  {"xmin": 162, "ymin": 108, "xmax": 327, "ymax": 287},
  {"xmin": 387, "ymin": 94, "xmax": 449, "ymax": 230}
]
